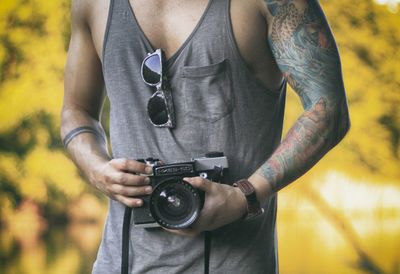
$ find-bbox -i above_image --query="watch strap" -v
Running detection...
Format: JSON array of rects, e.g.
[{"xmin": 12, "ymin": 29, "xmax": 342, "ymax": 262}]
[{"xmin": 234, "ymin": 179, "xmax": 264, "ymax": 221}]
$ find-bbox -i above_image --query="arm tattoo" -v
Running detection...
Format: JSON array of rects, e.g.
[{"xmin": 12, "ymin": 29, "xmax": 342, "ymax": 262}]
[{"xmin": 257, "ymin": 0, "xmax": 350, "ymax": 192}]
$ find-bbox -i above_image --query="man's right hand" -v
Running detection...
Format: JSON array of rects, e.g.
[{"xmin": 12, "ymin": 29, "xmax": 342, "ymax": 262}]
[{"xmin": 91, "ymin": 158, "xmax": 154, "ymax": 208}]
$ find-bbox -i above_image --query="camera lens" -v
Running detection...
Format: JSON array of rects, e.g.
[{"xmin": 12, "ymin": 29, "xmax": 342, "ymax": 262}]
[{"xmin": 149, "ymin": 178, "xmax": 203, "ymax": 229}]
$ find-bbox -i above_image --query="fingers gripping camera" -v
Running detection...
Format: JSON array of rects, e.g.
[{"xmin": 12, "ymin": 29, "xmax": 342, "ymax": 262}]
[{"xmin": 133, "ymin": 152, "xmax": 229, "ymax": 229}]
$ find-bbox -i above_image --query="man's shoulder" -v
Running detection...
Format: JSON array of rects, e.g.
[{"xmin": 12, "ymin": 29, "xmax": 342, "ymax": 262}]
[
  {"xmin": 232, "ymin": 0, "xmax": 267, "ymax": 15},
  {"xmin": 71, "ymin": 0, "xmax": 109, "ymax": 29},
  {"xmin": 71, "ymin": 0, "xmax": 91, "ymax": 22},
  {"xmin": 230, "ymin": 0, "xmax": 270, "ymax": 27}
]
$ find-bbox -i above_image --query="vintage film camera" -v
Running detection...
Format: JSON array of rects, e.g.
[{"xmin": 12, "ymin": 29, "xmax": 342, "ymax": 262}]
[{"xmin": 133, "ymin": 152, "xmax": 229, "ymax": 229}]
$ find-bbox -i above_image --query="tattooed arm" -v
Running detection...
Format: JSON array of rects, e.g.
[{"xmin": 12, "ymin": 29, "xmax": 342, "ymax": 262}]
[{"xmin": 249, "ymin": 0, "xmax": 350, "ymax": 200}]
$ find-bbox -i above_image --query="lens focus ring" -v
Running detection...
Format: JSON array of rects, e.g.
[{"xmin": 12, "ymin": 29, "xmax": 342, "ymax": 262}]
[{"xmin": 149, "ymin": 178, "xmax": 203, "ymax": 229}]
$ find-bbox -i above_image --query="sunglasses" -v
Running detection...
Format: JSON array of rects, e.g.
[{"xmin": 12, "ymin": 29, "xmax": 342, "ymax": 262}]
[{"xmin": 141, "ymin": 49, "xmax": 175, "ymax": 128}]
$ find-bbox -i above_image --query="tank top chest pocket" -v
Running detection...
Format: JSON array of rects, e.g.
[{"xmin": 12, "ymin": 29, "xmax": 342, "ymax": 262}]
[{"xmin": 181, "ymin": 59, "xmax": 235, "ymax": 123}]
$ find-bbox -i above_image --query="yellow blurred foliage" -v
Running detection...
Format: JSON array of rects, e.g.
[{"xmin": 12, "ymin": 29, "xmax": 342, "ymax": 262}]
[
  {"xmin": 4, "ymin": 201, "xmax": 47, "ymax": 248},
  {"xmin": 0, "ymin": 153, "xmax": 20, "ymax": 182},
  {"xmin": 0, "ymin": 0, "xmax": 399, "ymax": 240},
  {"xmin": 0, "ymin": 0, "xmax": 399, "ymax": 273},
  {"xmin": 0, "ymin": 0, "xmax": 398, "ymax": 239},
  {"xmin": 67, "ymin": 193, "xmax": 107, "ymax": 222},
  {"xmin": 47, "ymin": 248, "xmax": 80, "ymax": 274},
  {"xmin": 23, "ymin": 147, "xmax": 85, "ymax": 199},
  {"xmin": 0, "ymin": 0, "xmax": 66, "ymax": 132}
]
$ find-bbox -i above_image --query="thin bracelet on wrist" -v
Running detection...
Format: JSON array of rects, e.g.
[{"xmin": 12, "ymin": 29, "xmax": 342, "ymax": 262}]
[{"xmin": 62, "ymin": 126, "xmax": 106, "ymax": 149}]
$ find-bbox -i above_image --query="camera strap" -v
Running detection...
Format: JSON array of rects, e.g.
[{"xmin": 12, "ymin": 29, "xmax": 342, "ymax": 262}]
[
  {"xmin": 121, "ymin": 206, "xmax": 211, "ymax": 274},
  {"xmin": 204, "ymin": 231, "xmax": 212, "ymax": 274},
  {"xmin": 121, "ymin": 206, "xmax": 132, "ymax": 274}
]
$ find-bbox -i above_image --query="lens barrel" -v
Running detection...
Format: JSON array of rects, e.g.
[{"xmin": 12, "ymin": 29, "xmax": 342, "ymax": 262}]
[{"xmin": 149, "ymin": 178, "xmax": 203, "ymax": 229}]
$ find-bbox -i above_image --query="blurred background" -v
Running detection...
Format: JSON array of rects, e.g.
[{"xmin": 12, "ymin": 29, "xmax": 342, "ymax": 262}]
[{"xmin": 0, "ymin": 0, "xmax": 399, "ymax": 273}]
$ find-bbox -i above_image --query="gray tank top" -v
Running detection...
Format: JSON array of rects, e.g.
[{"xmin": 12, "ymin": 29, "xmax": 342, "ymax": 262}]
[{"xmin": 94, "ymin": 0, "xmax": 286, "ymax": 273}]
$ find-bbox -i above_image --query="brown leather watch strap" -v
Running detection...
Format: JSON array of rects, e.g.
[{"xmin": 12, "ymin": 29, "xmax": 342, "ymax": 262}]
[{"xmin": 233, "ymin": 179, "xmax": 264, "ymax": 221}]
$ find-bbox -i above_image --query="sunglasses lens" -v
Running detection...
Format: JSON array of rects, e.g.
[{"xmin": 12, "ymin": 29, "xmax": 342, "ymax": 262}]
[
  {"xmin": 143, "ymin": 54, "xmax": 161, "ymax": 85},
  {"xmin": 148, "ymin": 92, "xmax": 169, "ymax": 125}
]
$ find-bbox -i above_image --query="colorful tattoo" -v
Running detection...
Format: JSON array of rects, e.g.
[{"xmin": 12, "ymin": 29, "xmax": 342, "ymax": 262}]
[{"xmin": 258, "ymin": 0, "xmax": 350, "ymax": 191}]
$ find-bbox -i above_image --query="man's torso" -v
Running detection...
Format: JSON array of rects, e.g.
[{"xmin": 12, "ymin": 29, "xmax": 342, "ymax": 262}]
[{"xmin": 85, "ymin": 0, "xmax": 284, "ymax": 273}]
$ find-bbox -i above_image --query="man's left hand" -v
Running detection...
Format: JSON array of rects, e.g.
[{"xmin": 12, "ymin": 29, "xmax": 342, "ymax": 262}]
[{"xmin": 164, "ymin": 177, "xmax": 247, "ymax": 237}]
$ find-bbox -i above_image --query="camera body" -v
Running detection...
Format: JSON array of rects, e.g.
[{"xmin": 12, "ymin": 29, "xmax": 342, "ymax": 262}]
[{"xmin": 133, "ymin": 152, "xmax": 229, "ymax": 229}]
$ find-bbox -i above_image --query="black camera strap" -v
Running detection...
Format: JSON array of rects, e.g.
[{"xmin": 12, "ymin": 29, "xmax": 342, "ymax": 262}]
[
  {"xmin": 121, "ymin": 206, "xmax": 132, "ymax": 274},
  {"xmin": 121, "ymin": 205, "xmax": 211, "ymax": 274},
  {"xmin": 204, "ymin": 231, "xmax": 212, "ymax": 274}
]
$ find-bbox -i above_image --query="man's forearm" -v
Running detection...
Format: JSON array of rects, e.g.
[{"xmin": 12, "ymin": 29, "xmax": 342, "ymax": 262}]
[
  {"xmin": 249, "ymin": 96, "xmax": 348, "ymax": 201},
  {"xmin": 250, "ymin": 0, "xmax": 350, "ymax": 200},
  {"xmin": 254, "ymin": 97, "xmax": 346, "ymax": 193},
  {"xmin": 61, "ymin": 106, "xmax": 110, "ymax": 185}
]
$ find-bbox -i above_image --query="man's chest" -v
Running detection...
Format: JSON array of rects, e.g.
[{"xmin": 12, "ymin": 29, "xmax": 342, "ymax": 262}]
[
  {"xmin": 88, "ymin": 0, "xmax": 282, "ymax": 92},
  {"xmin": 89, "ymin": 0, "xmax": 209, "ymax": 60}
]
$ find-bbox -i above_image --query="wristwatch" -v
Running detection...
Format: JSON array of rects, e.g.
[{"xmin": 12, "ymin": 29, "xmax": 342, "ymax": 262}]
[{"xmin": 233, "ymin": 179, "xmax": 264, "ymax": 221}]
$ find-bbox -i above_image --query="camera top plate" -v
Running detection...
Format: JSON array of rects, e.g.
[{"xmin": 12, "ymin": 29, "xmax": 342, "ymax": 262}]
[
  {"xmin": 153, "ymin": 162, "xmax": 196, "ymax": 177},
  {"xmin": 193, "ymin": 156, "xmax": 228, "ymax": 171}
]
